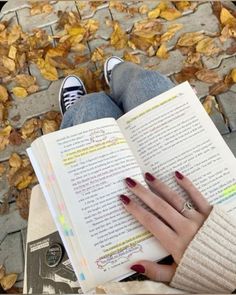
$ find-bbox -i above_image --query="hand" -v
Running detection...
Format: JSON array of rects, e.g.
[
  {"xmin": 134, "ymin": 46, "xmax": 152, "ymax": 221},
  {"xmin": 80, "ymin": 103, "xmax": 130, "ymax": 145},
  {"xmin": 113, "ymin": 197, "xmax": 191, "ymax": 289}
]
[{"xmin": 120, "ymin": 171, "xmax": 212, "ymax": 283}]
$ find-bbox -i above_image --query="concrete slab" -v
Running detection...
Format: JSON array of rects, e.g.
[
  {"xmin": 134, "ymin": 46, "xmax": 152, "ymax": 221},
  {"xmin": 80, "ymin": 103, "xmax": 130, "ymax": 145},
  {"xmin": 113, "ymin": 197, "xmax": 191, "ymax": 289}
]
[
  {"xmin": 223, "ymin": 131, "xmax": 236, "ymax": 157},
  {"xmin": 218, "ymin": 91, "xmax": 236, "ymax": 132}
]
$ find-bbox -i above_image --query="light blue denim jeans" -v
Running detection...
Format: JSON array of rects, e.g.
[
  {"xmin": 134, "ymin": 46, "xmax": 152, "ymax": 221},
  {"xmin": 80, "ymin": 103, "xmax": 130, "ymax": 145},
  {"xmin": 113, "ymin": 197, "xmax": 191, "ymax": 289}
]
[{"xmin": 60, "ymin": 62, "xmax": 175, "ymax": 128}]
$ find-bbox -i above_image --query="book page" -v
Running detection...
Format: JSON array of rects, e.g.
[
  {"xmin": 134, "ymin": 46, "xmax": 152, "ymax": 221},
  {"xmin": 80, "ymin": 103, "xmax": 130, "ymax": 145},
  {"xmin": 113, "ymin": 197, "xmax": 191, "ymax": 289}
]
[
  {"xmin": 33, "ymin": 118, "xmax": 168, "ymax": 291},
  {"xmin": 118, "ymin": 82, "xmax": 236, "ymax": 214}
]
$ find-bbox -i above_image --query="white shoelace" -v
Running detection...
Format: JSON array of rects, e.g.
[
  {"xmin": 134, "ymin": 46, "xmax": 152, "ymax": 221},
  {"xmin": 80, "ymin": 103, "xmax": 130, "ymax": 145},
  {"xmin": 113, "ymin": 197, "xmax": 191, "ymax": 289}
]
[{"xmin": 63, "ymin": 88, "xmax": 84, "ymax": 109}]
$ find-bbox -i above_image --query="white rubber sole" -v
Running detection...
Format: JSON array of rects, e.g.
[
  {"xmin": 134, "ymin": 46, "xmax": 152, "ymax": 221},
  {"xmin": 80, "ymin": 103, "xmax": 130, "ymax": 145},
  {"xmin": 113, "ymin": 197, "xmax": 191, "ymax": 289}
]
[{"xmin": 104, "ymin": 56, "xmax": 124, "ymax": 86}]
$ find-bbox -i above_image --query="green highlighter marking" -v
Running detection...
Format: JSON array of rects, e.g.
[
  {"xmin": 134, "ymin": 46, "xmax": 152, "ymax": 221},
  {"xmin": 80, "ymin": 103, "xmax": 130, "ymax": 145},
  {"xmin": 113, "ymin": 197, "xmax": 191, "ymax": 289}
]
[{"xmin": 223, "ymin": 184, "xmax": 236, "ymax": 198}]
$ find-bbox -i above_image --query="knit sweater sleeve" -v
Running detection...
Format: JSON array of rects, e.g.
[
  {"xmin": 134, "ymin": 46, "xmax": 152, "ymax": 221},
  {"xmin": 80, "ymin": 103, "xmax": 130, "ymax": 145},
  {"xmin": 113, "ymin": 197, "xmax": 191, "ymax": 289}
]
[{"xmin": 170, "ymin": 205, "xmax": 236, "ymax": 293}]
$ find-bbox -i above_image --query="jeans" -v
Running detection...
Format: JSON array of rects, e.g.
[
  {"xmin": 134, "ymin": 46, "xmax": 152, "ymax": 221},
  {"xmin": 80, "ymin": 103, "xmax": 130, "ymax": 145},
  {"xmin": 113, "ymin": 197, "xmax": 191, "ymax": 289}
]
[{"xmin": 60, "ymin": 62, "xmax": 175, "ymax": 128}]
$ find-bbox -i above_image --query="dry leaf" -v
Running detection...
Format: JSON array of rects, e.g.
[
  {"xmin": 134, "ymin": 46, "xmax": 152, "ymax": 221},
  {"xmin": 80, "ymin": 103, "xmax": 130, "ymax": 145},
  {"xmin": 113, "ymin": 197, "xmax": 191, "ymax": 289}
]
[
  {"xmin": 160, "ymin": 8, "xmax": 182, "ymax": 21},
  {"xmin": 15, "ymin": 74, "xmax": 36, "ymax": 88},
  {"xmin": 110, "ymin": 22, "xmax": 128, "ymax": 50},
  {"xmin": 9, "ymin": 153, "xmax": 22, "ymax": 169},
  {"xmin": 148, "ymin": 7, "xmax": 160, "ymax": 19},
  {"xmin": 38, "ymin": 60, "xmax": 58, "ymax": 81},
  {"xmin": 0, "ymin": 164, "xmax": 5, "ymax": 177},
  {"xmin": 139, "ymin": 4, "xmax": 148, "ymax": 15},
  {"xmin": 177, "ymin": 32, "xmax": 204, "ymax": 47},
  {"xmin": 47, "ymin": 56, "xmax": 74, "ymax": 70},
  {"xmin": 196, "ymin": 37, "xmax": 220, "ymax": 56},
  {"xmin": 0, "ymin": 265, "xmax": 5, "ymax": 280},
  {"xmin": 161, "ymin": 23, "xmax": 183, "ymax": 43},
  {"xmin": 20, "ymin": 118, "xmax": 41, "ymax": 139},
  {"xmin": 0, "ymin": 273, "xmax": 17, "ymax": 291},
  {"xmin": 174, "ymin": 66, "xmax": 199, "ymax": 83},
  {"xmin": 185, "ymin": 52, "xmax": 201, "ymax": 65},
  {"xmin": 7, "ymin": 25, "xmax": 21, "ymax": 45},
  {"xmin": 123, "ymin": 51, "xmax": 140, "ymax": 64},
  {"xmin": 2, "ymin": 57, "xmax": 15, "ymax": 72},
  {"xmin": 42, "ymin": 4, "xmax": 53, "ymax": 14},
  {"xmin": 16, "ymin": 188, "xmax": 31, "ymax": 219},
  {"xmin": 42, "ymin": 119, "xmax": 59, "ymax": 134},
  {"xmin": 8, "ymin": 46, "xmax": 17, "ymax": 60},
  {"xmin": 91, "ymin": 48, "xmax": 105, "ymax": 62},
  {"xmin": 209, "ymin": 80, "xmax": 229, "ymax": 95},
  {"xmin": 27, "ymin": 84, "xmax": 39, "ymax": 94},
  {"xmin": 175, "ymin": 1, "xmax": 191, "ymax": 12},
  {"xmin": 0, "ymin": 85, "xmax": 8, "ymax": 102},
  {"xmin": 12, "ymin": 87, "xmax": 28, "ymax": 98},
  {"xmin": 195, "ymin": 69, "xmax": 221, "ymax": 84},
  {"xmin": 231, "ymin": 68, "xmax": 236, "ymax": 83},
  {"xmin": 203, "ymin": 95, "xmax": 215, "ymax": 115},
  {"xmin": 8, "ymin": 130, "xmax": 22, "ymax": 146},
  {"xmin": 156, "ymin": 43, "xmax": 169, "ymax": 59},
  {"xmin": 220, "ymin": 7, "xmax": 236, "ymax": 26}
]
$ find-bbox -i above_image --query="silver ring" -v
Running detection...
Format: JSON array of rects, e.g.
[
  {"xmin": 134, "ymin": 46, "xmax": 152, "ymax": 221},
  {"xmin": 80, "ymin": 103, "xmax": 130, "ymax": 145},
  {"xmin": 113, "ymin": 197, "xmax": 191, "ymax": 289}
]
[{"xmin": 180, "ymin": 201, "xmax": 193, "ymax": 214}]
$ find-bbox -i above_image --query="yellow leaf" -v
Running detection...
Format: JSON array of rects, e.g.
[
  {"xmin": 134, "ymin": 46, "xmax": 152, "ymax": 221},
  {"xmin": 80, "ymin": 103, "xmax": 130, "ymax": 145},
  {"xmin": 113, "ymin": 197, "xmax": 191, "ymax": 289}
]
[
  {"xmin": 42, "ymin": 119, "xmax": 59, "ymax": 134},
  {"xmin": 160, "ymin": 8, "xmax": 181, "ymax": 21},
  {"xmin": 12, "ymin": 87, "xmax": 28, "ymax": 98},
  {"xmin": 71, "ymin": 43, "xmax": 87, "ymax": 52},
  {"xmin": 139, "ymin": 4, "xmax": 148, "ymax": 14},
  {"xmin": 156, "ymin": 43, "xmax": 169, "ymax": 59},
  {"xmin": 203, "ymin": 95, "xmax": 215, "ymax": 115},
  {"xmin": 148, "ymin": 7, "xmax": 160, "ymax": 19},
  {"xmin": 220, "ymin": 7, "xmax": 236, "ymax": 26},
  {"xmin": 8, "ymin": 45, "xmax": 17, "ymax": 60},
  {"xmin": 175, "ymin": 1, "xmax": 191, "ymax": 11},
  {"xmin": 67, "ymin": 26, "xmax": 86, "ymax": 37},
  {"xmin": 17, "ymin": 176, "xmax": 32, "ymax": 190},
  {"xmin": 157, "ymin": 1, "xmax": 168, "ymax": 12},
  {"xmin": 0, "ymin": 85, "xmax": 8, "ymax": 102},
  {"xmin": 9, "ymin": 153, "xmax": 22, "ymax": 169},
  {"xmin": 15, "ymin": 74, "xmax": 36, "ymax": 88},
  {"xmin": 42, "ymin": 4, "xmax": 53, "ymax": 14},
  {"xmin": 231, "ymin": 68, "xmax": 236, "ymax": 83},
  {"xmin": 110, "ymin": 22, "xmax": 128, "ymax": 50},
  {"xmin": 47, "ymin": 47, "xmax": 67, "ymax": 58},
  {"xmin": 123, "ymin": 51, "xmax": 140, "ymax": 64},
  {"xmin": 39, "ymin": 62, "xmax": 58, "ymax": 81},
  {"xmin": 0, "ymin": 273, "xmax": 18, "ymax": 291},
  {"xmin": 7, "ymin": 25, "xmax": 21, "ymax": 45},
  {"xmin": 91, "ymin": 47, "xmax": 105, "ymax": 62},
  {"xmin": 196, "ymin": 37, "xmax": 220, "ymax": 56},
  {"xmin": 177, "ymin": 32, "xmax": 205, "ymax": 47},
  {"xmin": 161, "ymin": 24, "xmax": 183, "ymax": 42},
  {"xmin": 0, "ymin": 125, "xmax": 12, "ymax": 137},
  {"xmin": 2, "ymin": 56, "xmax": 15, "ymax": 72}
]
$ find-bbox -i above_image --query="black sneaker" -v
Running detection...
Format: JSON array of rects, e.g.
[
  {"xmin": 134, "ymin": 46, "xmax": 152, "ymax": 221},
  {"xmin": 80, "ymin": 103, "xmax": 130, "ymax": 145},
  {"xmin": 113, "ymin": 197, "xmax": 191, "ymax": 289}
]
[
  {"xmin": 59, "ymin": 75, "xmax": 87, "ymax": 115},
  {"xmin": 104, "ymin": 56, "xmax": 124, "ymax": 87}
]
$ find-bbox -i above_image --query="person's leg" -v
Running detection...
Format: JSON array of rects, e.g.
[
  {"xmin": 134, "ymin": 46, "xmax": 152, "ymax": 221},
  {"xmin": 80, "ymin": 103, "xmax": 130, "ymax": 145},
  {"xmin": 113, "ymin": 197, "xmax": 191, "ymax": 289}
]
[
  {"xmin": 110, "ymin": 62, "xmax": 175, "ymax": 112},
  {"xmin": 60, "ymin": 91, "xmax": 123, "ymax": 129}
]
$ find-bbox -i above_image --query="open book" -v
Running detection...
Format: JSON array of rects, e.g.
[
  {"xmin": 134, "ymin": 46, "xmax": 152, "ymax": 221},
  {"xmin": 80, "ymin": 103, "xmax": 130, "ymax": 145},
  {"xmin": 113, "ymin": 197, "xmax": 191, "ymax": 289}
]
[{"xmin": 27, "ymin": 82, "xmax": 236, "ymax": 292}]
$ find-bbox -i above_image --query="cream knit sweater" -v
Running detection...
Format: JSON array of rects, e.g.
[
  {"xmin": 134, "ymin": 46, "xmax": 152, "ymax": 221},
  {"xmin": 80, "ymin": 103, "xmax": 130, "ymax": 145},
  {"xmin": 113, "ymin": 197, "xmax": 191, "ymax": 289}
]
[
  {"xmin": 98, "ymin": 205, "xmax": 236, "ymax": 294},
  {"xmin": 170, "ymin": 205, "xmax": 236, "ymax": 293}
]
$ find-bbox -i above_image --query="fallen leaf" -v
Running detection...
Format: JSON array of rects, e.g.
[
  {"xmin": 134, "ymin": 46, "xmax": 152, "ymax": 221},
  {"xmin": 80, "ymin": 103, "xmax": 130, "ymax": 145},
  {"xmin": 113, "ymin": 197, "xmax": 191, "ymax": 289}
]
[
  {"xmin": 15, "ymin": 74, "xmax": 36, "ymax": 88},
  {"xmin": 0, "ymin": 265, "xmax": 5, "ymax": 280},
  {"xmin": 185, "ymin": 52, "xmax": 201, "ymax": 65},
  {"xmin": 161, "ymin": 23, "xmax": 183, "ymax": 43},
  {"xmin": 139, "ymin": 4, "xmax": 148, "ymax": 15},
  {"xmin": 156, "ymin": 43, "xmax": 169, "ymax": 59},
  {"xmin": 177, "ymin": 32, "xmax": 204, "ymax": 47},
  {"xmin": 196, "ymin": 37, "xmax": 221, "ymax": 56},
  {"xmin": 16, "ymin": 188, "xmax": 31, "ymax": 219},
  {"xmin": 20, "ymin": 118, "xmax": 42, "ymax": 139},
  {"xmin": 160, "ymin": 8, "xmax": 182, "ymax": 21},
  {"xmin": 39, "ymin": 60, "xmax": 58, "ymax": 81},
  {"xmin": 0, "ymin": 273, "xmax": 17, "ymax": 291},
  {"xmin": 12, "ymin": 87, "xmax": 28, "ymax": 98},
  {"xmin": 174, "ymin": 66, "xmax": 199, "ymax": 83},
  {"xmin": 220, "ymin": 7, "xmax": 236, "ymax": 26},
  {"xmin": 148, "ymin": 7, "xmax": 160, "ymax": 19},
  {"xmin": 175, "ymin": 1, "xmax": 191, "ymax": 11},
  {"xmin": 0, "ymin": 136, "xmax": 9, "ymax": 151},
  {"xmin": 203, "ymin": 95, "xmax": 215, "ymax": 115},
  {"xmin": 0, "ymin": 164, "xmax": 5, "ymax": 177},
  {"xmin": 91, "ymin": 47, "xmax": 105, "ymax": 62},
  {"xmin": 123, "ymin": 51, "xmax": 140, "ymax": 64},
  {"xmin": 8, "ymin": 130, "xmax": 23, "ymax": 146},
  {"xmin": 9, "ymin": 153, "xmax": 22, "ymax": 169},
  {"xmin": 2, "ymin": 57, "xmax": 15, "ymax": 72},
  {"xmin": 42, "ymin": 4, "xmax": 53, "ymax": 14},
  {"xmin": 0, "ymin": 85, "xmax": 8, "ymax": 102},
  {"xmin": 47, "ymin": 56, "xmax": 74, "ymax": 70},
  {"xmin": 27, "ymin": 84, "xmax": 39, "ymax": 94},
  {"xmin": 7, "ymin": 25, "xmax": 21, "ymax": 45},
  {"xmin": 8, "ymin": 46, "xmax": 17, "ymax": 60},
  {"xmin": 110, "ymin": 22, "xmax": 128, "ymax": 50},
  {"xmin": 42, "ymin": 119, "xmax": 59, "ymax": 134},
  {"xmin": 195, "ymin": 69, "xmax": 221, "ymax": 84},
  {"xmin": 209, "ymin": 80, "xmax": 229, "ymax": 95},
  {"xmin": 231, "ymin": 68, "xmax": 236, "ymax": 83},
  {"xmin": 0, "ymin": 125, "xmax": 12, "ymax": 137}
]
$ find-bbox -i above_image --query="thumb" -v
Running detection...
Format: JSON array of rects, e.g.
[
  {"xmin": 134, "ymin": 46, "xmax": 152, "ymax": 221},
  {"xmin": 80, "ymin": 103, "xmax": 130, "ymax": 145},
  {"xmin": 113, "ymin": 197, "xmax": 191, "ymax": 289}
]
[{"xmin": 130, "ymin": 260, "xmax": 177, "ymax": 282}]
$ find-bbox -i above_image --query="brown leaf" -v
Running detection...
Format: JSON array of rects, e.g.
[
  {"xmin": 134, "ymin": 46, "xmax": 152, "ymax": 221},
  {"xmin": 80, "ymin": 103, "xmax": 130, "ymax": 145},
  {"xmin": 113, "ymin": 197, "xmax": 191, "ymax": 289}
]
[
  {"xmin": 7, "ymin": 25, "xmax": 21, "ymax": 45},
  {"xmin": 160, "ymin": 8, "xmax": 182, "ymax": 21},
  {"xmin": 42, "ymin": 119, "xmax": 59, "ymax": 134},
  {"xmin": 177, "ymin": 32, "xmax": 205, "ymax": 47},
  {"xmin": 209, "ymin": 80, "xmax": 229, "ymax": 95},
  {"xmin": 202, "ymin": 95, "xmax": 215, "ymax": 115},
  {"xmin": 185, "ymin": 52, "xmax": 201, "ymax": 65},
  {"xmin": 0, "ymin": 66, "xmax": 10, "ymax": 78},
  {"xmin": 174, "ymin": 66, "xmax": 199, "ymax": 83},
  {"xmin": 27, "ymin": 84, "xmax": 39, "ymax": 94},
  {"xmin": 220, "ymin": 7, "xmax": 236, "ymax": 26},
  {"xmin": 148, "ymin": 7, "xmax": 160, "ymax": 19},
  {"xmin": 8, "ymin": 130, "xmax": 22, "ymax": 146},
  {"xmin": 139, "ymin": 4, "xmax": 148, "ymax": 15},
  {"xmin": 196, "ymin": 37, "xmax": 221, "ymax": 56},
  {"xmin": 20, "ymin": 118, "xmax": 42, "ymax": 139},
  {"xmin": 0, "ymin": 273, "xmax": 17, "ymax": 291},
  {"xmin": 8, "ymin": 46, "xmax": 17, "ymax": 60},
  {"xmin": 175, "ymin": 1, "xmax": 191, "ymax": 12},
  {"xmin": 0, "ymin": 265, "xmax": 5, "ymax": 280},
  {"xmin": 9, "ymin": 165, "xmax": 33, "ymax": 189},
  {"xmin": 15, "ymin": 74, "xmax": 36, "ymax": 88},
  {"xmin": 2, "ymin": 57, "xmax": 15, "ymax": 72},
  {"xmin": 195, "ymin": 69, "xmax": 221, "ymax": 84},
  {"xmin": 0, "ymin": 85, "xmax": 8, "ymax": 102},
  {"xmin": 9, "ymin": 153, "xmax": 22, "ymax": 169},
  {"xmin": 0, "ymin": 164, "xmax": 5, "ymax": 177},
  {"xmin": 16, "ymin": 188, "xmax": 31, "ymax": 220},
  {"xmin": 91, "ymin": 47, "xmax": 105, "ymax": 62},
  {"xmin": 123, "ymin": 51, "xmax": 140, "ymax": 64}
]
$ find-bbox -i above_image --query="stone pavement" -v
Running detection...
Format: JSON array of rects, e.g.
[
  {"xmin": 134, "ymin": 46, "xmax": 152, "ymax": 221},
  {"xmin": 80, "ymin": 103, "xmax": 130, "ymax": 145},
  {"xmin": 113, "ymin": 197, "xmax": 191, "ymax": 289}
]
[{"xmin": 0, "ymin": 0, "xmax": 236, "ymax": 290}]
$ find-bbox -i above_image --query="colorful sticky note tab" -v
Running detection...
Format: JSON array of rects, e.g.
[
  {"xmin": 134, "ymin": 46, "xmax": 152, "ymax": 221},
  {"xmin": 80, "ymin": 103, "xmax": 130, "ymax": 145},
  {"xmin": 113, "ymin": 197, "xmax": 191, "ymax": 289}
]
[{"xmin": 79, "ymin": 273, "xmax": 86, "ymax": 281}]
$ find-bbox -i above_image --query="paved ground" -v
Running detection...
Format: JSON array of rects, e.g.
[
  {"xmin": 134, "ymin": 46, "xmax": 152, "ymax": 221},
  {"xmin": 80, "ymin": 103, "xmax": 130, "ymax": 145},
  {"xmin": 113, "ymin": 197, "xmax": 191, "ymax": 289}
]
[{"xmin": 0, "ymin": 0, "xmax": 236, "ymax": 290}]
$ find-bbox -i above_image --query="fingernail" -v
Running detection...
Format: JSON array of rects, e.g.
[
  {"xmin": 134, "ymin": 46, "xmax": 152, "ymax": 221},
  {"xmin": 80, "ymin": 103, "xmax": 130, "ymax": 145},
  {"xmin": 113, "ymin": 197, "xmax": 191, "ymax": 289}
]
[
  {"xmin": 145, "ymin": 172, "xmax": 155, "ymax": 182},
  {"xmin": 175, "ymin": 171, "xmax": 184, "ymax": 180},
  {"xmin": 125, "ymin": 177, "xmax": 136, "ymax": 188},
  {"xmin": 120, "ymin": 194, "xmax": 130, "ymax": 205},
  {"xmin": 131, "ymin": 264, "xmax": 145, "ymax": 273}
]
